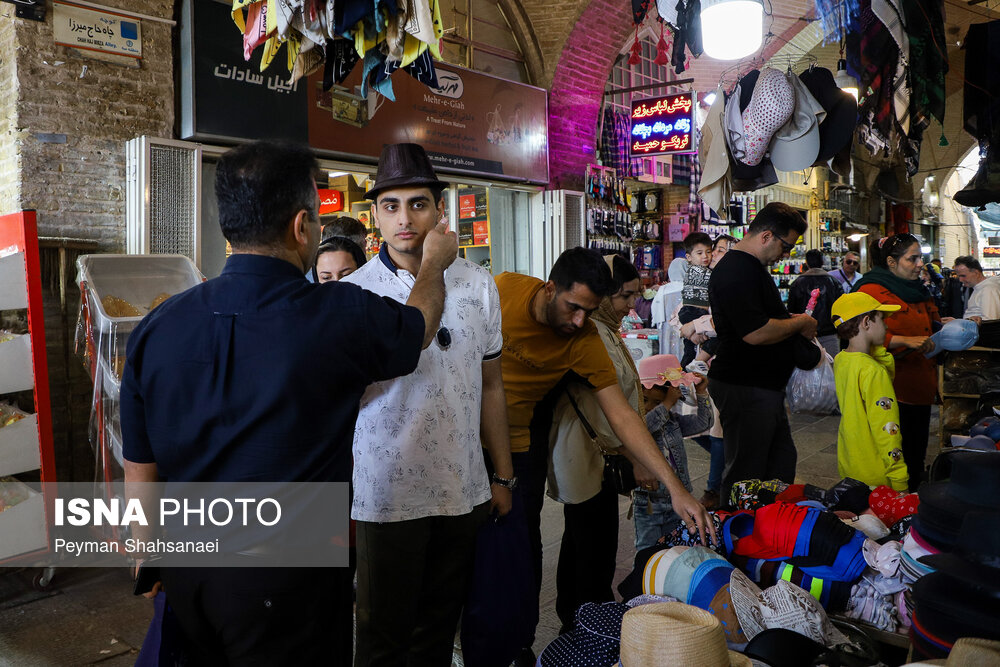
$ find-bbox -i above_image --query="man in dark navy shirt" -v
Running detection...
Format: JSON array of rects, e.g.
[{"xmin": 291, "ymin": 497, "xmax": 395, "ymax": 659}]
[
  {"xmin": 120, "ymin": 141, "xmax": 457, "ymax": 664},
  {"xmin": 708, "ymin": 203, "xmax": 816, "ymax": 506}
]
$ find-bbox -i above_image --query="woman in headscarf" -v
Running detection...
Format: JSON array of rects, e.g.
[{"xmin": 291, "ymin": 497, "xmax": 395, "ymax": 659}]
[
  {"xmin": 547, "ymin": 254, "xmax": 645, "ymax": 633},
  {"xmin": 854, "ymin": 234, "xmax": 939, "ymax": 491}
]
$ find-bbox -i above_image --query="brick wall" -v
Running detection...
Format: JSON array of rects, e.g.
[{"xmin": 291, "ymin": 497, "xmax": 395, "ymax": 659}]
[
  {"xmin": 0, "ymin": 16, "xmax": 21, "ymax": 212},
  {"xmin": 4, "ymin": 3, "xmax": 175, "ymax": 483},
  {"xmin": 14, "ymin": 1, "xmax": 175, "ymax": 247},
  {"xmin": 547, "ymin": 0, "xmax": 635, "ymax": 190}
]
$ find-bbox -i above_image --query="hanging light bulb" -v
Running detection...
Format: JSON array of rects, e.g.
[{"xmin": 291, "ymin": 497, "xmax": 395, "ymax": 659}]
[
  {"xmin": 700, "ymin": 0, "xmax": 764, "ymax": 60},
  {"xmin": 834, "ymin": 58, "xmax": 859, "ymax": 101}
]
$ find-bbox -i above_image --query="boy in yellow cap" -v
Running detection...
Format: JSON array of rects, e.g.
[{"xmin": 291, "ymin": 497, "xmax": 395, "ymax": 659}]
[{"xmin": 832, "ymin": 293, "xmax": 909, "ymax": 491}]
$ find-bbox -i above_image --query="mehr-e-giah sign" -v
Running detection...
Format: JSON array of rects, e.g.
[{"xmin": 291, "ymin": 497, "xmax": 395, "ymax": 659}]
[
  {"xmin": 629, "ymin": 92, "xmax": 696, "ymax": 156},
  {"xmin": 53, "ymin": 1, "xmax": 142, "ymax": 59}
]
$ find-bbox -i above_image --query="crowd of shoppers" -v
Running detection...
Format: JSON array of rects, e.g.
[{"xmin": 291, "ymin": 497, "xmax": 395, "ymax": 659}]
[{"xmin": 120, "ymin": 139, "xmax": 1000, "ymax": 665}]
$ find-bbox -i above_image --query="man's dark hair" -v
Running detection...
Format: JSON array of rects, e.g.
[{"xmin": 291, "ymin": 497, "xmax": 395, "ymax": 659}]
[
  {"xmin": 805, "ymin": 249, "xmax": 824, "ymax": 269},
  {"xmin": 322, "ymin": 216, "xmax": 368, "ymax": 247},
  {"xmin": 836, "ymin": 310, "xmax": 880, "ymax": 340},
  {"xmin": 954, "ymin": 255, "xmax": 984, "ymax": 273},
  {"xmin": 747, "ymin": 202, "xmax": 807, "ymax": 239},
  {"xmin": 868, "ymin": 233, "xmax": 918, "ymax": 269},
  {"xmin": 548, "ymin": 247, "xmax": 615, "ymax": 297},
  {"xmin": 713, "ymin": 234, "xmax": 737, "ymax": 249},
  {"xmin": 683, "ymin": 232, "xmax": 713, "ymax": 253},
  {"xmin": 216, "ymin": 141, "xmax": 319, "ymax": 249},
  {"xmin": 608, "ymin": 254, "xmax": 640, "ymax": 294}
]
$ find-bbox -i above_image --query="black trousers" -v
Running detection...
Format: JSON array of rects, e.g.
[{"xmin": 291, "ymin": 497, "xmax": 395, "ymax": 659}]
[
  {"xmin": 709, "ymin": 378, "xmax": 797, "ymax": 506},
  {"xmin": 899, "ymin": 403, "xmax": 932, "ymax": 492},
  {"xmin": 160, "ymin": 565, "xmax": 352, "ymax": 666},
  {"xmin": 555, "ymin": 480, "xmax": 619, "ymax": 631},
  {"xmin": 354, "ymin": 504, "xmax": 489, "ymax": 667}
]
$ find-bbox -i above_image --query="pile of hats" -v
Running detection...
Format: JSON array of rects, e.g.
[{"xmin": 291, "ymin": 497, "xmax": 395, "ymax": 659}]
[
  {"xmin": 913, "ymin": 451, "xmax": 1000, "ymax": 550},
  {"xmin": 698, "ymin": 66, "xmax": 857, "ymax": 216},
  {"xmin": 909, "ymin": 512, "xmax": 1000, "ymax": 660},
  {"xmin": 950, "ymin": 414, "xmax": 1000, "ymax": 452},
  {"xmin": 721, "ymin": 502, "xmax": 868, "ymax": 611},
  {"xmin": 641, "ymin": 546, "xmax": 744, "ymax": 643}
]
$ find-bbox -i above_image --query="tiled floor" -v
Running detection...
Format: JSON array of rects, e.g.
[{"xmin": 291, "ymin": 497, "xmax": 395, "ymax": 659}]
[{"xmin": 0, "ymin": 409, "xmax": 940, "ymax": 666}]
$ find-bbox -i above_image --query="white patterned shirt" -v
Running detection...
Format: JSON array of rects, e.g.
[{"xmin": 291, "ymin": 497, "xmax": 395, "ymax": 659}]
[{"xmin": 343, "ymin": 247, "xmax": 501, "ymax": 522}]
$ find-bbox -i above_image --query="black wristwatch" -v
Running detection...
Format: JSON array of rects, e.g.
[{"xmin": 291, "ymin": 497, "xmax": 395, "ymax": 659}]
[{"xmin": 491, "ymin": 473, "xmax": 518, "ymax": 490}]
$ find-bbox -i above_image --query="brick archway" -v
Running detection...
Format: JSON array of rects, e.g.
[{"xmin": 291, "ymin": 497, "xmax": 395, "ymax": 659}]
[
  {"xmin": 547, "ymin": 0, "xmax": 636, "ymax": 190},
  {"xmin": 545, "ymin": 1, "xmax": 813, "ymax": 190}
]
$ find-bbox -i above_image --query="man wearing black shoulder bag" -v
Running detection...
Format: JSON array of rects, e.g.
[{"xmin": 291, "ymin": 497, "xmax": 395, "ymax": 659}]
[{"xmin": 708, "ymin": 203, "xmax": 817, "ymax": 507}]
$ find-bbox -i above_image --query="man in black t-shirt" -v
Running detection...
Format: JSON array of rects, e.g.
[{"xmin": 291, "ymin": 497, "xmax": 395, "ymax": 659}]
[
  {"xmin": 787, "ymin": 249, "xmax": 844, "ymax": 358},
  {"xmin": 707, "ymin": 203, "xmax": 816, "ymax": 505}
]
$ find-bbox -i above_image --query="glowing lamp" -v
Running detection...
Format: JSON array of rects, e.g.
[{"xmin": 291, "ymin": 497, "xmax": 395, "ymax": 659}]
[
  {"xmin": 834, "ymin": 59, "xmax": 859, "ymax": 101},
  {"xmin": 700, "ymin": 0, "xmax": 764, "ymax": 60}
]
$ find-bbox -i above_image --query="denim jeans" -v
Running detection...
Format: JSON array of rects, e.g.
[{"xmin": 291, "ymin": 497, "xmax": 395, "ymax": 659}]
[
  {"xmin": 692, "ymin": 435, "xmax": 724, "ymax": 493},
  {"xmin": 633, "ymin": 491, "xmax": 683, "ymax": 552}
]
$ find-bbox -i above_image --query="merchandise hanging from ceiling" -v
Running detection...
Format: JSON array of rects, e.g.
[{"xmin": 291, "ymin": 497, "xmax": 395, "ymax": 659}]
[{"xmin": 229, "ymin": 0, "xmax": 444, "ymax": 101}]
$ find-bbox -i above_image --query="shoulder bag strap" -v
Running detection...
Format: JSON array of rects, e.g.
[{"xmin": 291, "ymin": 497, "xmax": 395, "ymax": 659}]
[{"xmin": 565, "ymin": 389, "xmax": 599, "ymax": 441}]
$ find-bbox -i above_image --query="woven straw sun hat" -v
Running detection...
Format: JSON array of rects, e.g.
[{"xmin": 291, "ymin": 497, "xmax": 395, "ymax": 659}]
[{"xmin": 619, "ymin": 602, "xmax": 752, "ymax": 666}]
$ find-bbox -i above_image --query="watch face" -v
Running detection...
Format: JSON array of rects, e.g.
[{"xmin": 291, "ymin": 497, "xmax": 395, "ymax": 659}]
[
  {"xmin": 645, "ymin": 192, "xmax": 656, "ymax": 211},
  {"xmin": 630, "ymin": 196, "xmax": 639, "ymax": 212}
]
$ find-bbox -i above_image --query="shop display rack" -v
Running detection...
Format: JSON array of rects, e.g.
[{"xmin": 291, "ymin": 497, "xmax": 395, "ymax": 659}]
[
  {"xmin": 0, "ymin": 211, "xmax": 57, "ymax": 582},
  {"xmin": 76, "ymin": 254, "xmax": 203, "ymax": 543},
  {"xmin": 937, "ymin": 345, "xmax": 1000, "ymax": 447}
]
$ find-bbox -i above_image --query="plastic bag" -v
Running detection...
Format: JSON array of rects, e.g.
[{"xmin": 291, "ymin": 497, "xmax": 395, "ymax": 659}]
[{"xmin": 786, "ymin": 346, "xmax": 838, "ymax": 415}]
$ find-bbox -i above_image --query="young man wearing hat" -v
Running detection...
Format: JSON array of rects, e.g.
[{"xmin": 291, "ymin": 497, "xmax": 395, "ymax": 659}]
[
  {"xmin": 495, "ymin": 247, "xmax": 716, "ymax": 663},
  {"xmin": 343, "ymin": 143, "xmax": 515, "ymax": 666},
  {"xmin": 831, "ymin": 292, "xmax": 908, "ymax": 491},
  {"xmin": 707, "ymin": 202, "xmax": 816, "ymax": 506}
]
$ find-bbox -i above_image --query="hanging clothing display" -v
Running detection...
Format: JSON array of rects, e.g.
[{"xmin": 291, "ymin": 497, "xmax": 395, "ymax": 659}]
[{"xmin": 230, "ymin": 0, "xmax": 445, "ymax": 99}]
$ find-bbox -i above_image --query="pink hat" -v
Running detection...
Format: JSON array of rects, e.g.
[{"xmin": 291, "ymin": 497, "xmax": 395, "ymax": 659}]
[
  {"xmin": 740, "ymin": 68, "xmax": 795, "ymax": 166},
  {"xmin": 638, "ymin": 354, "xmax": 699, "ymax": 389}
]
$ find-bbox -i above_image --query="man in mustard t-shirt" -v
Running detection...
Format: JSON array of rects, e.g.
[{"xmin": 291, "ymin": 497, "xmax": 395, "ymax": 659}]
[{"xmin": 495, "ymin": 248, "xmax": 714, "ymax": 660}]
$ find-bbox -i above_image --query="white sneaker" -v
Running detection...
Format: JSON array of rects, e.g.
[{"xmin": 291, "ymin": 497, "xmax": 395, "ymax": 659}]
[{"xmin": 685, "ymin": 360, "xmax": 710, "ymax": 375}]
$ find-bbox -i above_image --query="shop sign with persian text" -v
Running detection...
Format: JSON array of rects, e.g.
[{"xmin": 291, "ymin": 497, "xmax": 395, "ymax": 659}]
[
  {"xmin": 53, "ymin": 1, "xmax": 142, "ymax": 59},
  {"xmin": 629, "ymin": 92, "xmax": 695, "ymax": 156}
]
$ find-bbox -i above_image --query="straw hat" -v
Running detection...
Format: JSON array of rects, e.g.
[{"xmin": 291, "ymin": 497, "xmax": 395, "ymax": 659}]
[
  {"xmin": 900, "ymin": 636, "xmax": 1000, "ymax": 665},
  {"xmin": 619, "ymin": 602, "xmax": 752, "ymax": 666}
]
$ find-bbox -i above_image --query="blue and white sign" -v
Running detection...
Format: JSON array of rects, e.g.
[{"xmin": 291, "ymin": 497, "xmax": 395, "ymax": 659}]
[{"xmin": 53, "ymin": 1, "xmax": 142, "ymax": 59}]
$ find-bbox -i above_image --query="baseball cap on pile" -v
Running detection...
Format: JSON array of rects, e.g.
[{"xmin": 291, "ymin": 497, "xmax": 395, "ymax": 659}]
[
  {"xmin": 619, "ymin": 602, "xmax": 752, "ymax": 666},
  {"xmin": 365, "ymin": 143, "xmax": 448, "ymax": 200},
  {"xmin": 769, "ymin": 72, "xmax": 826, "ymax": 172},
  {"xmin": 538, "ymin": 601, "xmax": 629, "ymax": 667},
  {"xmin": 831, "ymin": 292, "xmax": 901, "ymax": 328},
  {"xmin": 642, "ymin": 546, "xmax": 689, "ymax": 596},
  {"xmin": 744, "ymin": 628, "xmax": 827, "ymax": 667}
]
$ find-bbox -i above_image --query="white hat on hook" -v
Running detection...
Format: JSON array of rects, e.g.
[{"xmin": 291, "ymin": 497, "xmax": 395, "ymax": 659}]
[{"xmin": 769, "ymin": 72, "xmax": 826, "ymax": 172}]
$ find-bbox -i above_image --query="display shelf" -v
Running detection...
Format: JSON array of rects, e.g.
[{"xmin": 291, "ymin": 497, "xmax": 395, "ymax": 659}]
[
  {"xmin": 0, "ymin": 414, "xmax": 41, "ymax": 477},
  {"xmin": 937, "ymin": 345, "xmax": 1000, "ymax": 446},
  {"xmin": 0, "ymin": 210, "xmax": 56, "ymax": 566},
  {"xmin": 0, "ymin": 480, "xmax": 47, "ymax": 562},
  {"xmin": 0, "ymin": 334, "xmax": 34, "ymax": 394},
  {"xmin": 0, "ymin": 252, "xmax": 28, "ymax": 310}
]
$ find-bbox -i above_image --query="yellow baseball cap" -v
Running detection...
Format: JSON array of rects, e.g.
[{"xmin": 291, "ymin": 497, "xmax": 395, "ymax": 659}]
[{"xmin": 831, "ymin": 292, "xmax": 901, "ymax": 328}]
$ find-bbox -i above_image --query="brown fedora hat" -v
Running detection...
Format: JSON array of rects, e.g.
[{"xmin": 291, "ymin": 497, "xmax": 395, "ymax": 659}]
[{"xmin": 365, "ymin": 143, "xmax": 448, "ymax": 200}]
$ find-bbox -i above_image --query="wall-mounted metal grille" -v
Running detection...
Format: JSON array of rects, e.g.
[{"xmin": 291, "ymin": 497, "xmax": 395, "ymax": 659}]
[{"xmin": 126, "ymin": 137, "xmax": 202, "ymax": 267}]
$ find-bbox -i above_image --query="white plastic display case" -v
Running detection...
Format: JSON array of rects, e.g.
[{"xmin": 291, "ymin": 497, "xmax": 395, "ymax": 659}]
[{"xmin": 77, "ymin": 254, "xmax": 203, "ymax": 479}]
